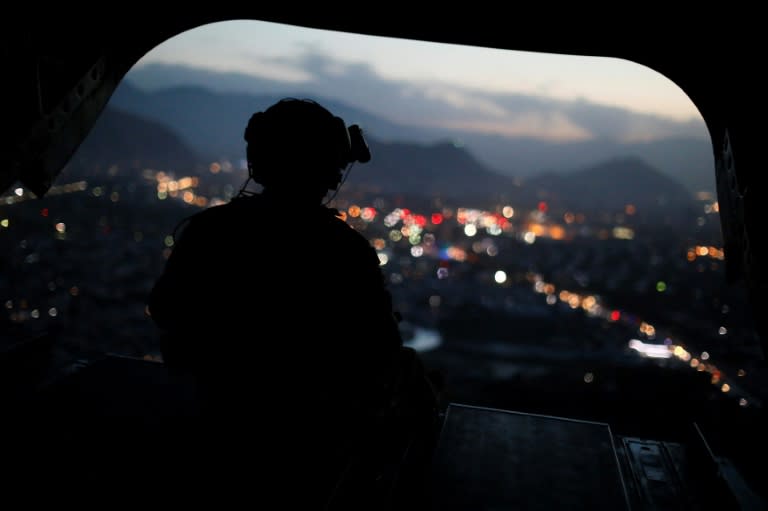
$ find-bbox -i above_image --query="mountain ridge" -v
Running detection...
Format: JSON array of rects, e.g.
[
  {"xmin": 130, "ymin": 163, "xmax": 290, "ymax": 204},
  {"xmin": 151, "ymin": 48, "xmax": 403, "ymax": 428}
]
[
  {"xmin": 120, "ymin": 63, "xmax": 715, "ymax": 194},
  {"xmin": 69, "ymin": 99, "xmax": 700, "ymax": 230}
]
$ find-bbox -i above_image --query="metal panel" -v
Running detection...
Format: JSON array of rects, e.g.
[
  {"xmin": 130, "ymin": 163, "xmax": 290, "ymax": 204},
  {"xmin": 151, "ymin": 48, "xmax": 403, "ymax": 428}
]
[{"xmin": 429, "ymin": 403, "xmax": 630, "ymax": 510}]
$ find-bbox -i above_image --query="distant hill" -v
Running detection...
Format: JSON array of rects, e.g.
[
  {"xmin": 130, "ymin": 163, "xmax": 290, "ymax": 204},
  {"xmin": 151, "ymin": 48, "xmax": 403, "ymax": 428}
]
[
  {"xmin": 106, "ymin": 81, "xmax": 402, "ymax": 165},
  {"xmin": 346, "ymin": 138, "xmax": 524, "ymax": 204},
  {"xmin": 69, "ymin": 106, "xmax": 202, "ymax": 174},
  {"xmin": 524, "ymin": 156, "xmax": 699, "ymax": 226},
  {"xmin": 106, "ymin": 81, "xmax": 257, "ymax": 163},
  {"xmin": 437, "ymin": 131, "xmax": 716, "ymax": 195}
]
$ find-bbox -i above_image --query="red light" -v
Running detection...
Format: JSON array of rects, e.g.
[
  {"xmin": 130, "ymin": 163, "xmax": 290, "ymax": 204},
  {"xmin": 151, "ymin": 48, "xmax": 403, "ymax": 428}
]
[
  {"xmin": 538, "ymin": 201, "xmax": 548, "ymax": 212},
  {"xmin": 610, "ymin": 310, "xmax": 621, "ymax": 321},
  {"xmin": 41, "ymin": 208, "xmax": 49, "ymax": 217}
]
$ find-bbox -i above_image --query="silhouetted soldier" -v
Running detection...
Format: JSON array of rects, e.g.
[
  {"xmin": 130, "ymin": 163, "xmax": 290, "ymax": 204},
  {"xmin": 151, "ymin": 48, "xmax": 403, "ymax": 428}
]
[{"xmin": 148, "ymin": 98, "xmax": 439, "ymax": 508}]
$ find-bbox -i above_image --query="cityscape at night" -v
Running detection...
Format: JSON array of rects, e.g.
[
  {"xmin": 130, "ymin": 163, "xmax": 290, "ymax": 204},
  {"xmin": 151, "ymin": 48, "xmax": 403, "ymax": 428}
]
[
  {"xmin": 1, "ymin": 31, "xmax": 765, "ymax": 508},
  {"xmin": 2, "ymin": 153, "xmax": 764, "ymax": 440},
  {"xmin": 5, "ymin": 13, "xmax": 768, "ymax": 510}
]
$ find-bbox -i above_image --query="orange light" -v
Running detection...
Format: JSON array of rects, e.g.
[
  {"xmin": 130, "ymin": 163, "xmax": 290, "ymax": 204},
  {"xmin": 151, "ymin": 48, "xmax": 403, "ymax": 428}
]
[{"xmin": 549, "ymin": 225, "xmax": 566, "ymax": 240}]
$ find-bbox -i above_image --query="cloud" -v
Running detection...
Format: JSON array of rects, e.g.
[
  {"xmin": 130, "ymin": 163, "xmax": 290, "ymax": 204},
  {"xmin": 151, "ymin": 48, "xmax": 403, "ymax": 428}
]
[
  {"xmin": 560, "ymin": 99, "xmax": 708, "ymax": 142},
  {"xmin": 438, "ymin": 113, "xmax": 594, "ymax": 141},
  {"xmin": 234, "ymin": 52, "xmax": 313, "ymax": 82},
  {"xmin": 133, "ymin": 50, "xmax": 708, "ymax": 143},
  {"xmin": 289, "ymin": 52, "xmax": 707, "ymax": 142}
]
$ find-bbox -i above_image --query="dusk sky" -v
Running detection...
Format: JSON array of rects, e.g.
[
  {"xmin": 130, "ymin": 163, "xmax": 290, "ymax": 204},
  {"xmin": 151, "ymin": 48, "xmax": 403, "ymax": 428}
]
[{"xmin": 131, "ymin": 19, "xmax": 708, "ymax": 143}]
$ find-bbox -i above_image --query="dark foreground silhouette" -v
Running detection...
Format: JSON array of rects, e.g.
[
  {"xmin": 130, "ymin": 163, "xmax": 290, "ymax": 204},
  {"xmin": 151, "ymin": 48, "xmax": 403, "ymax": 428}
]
[{"xmin": 146, "ymin": 98, "xmax": 441, "ymax": 507}]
